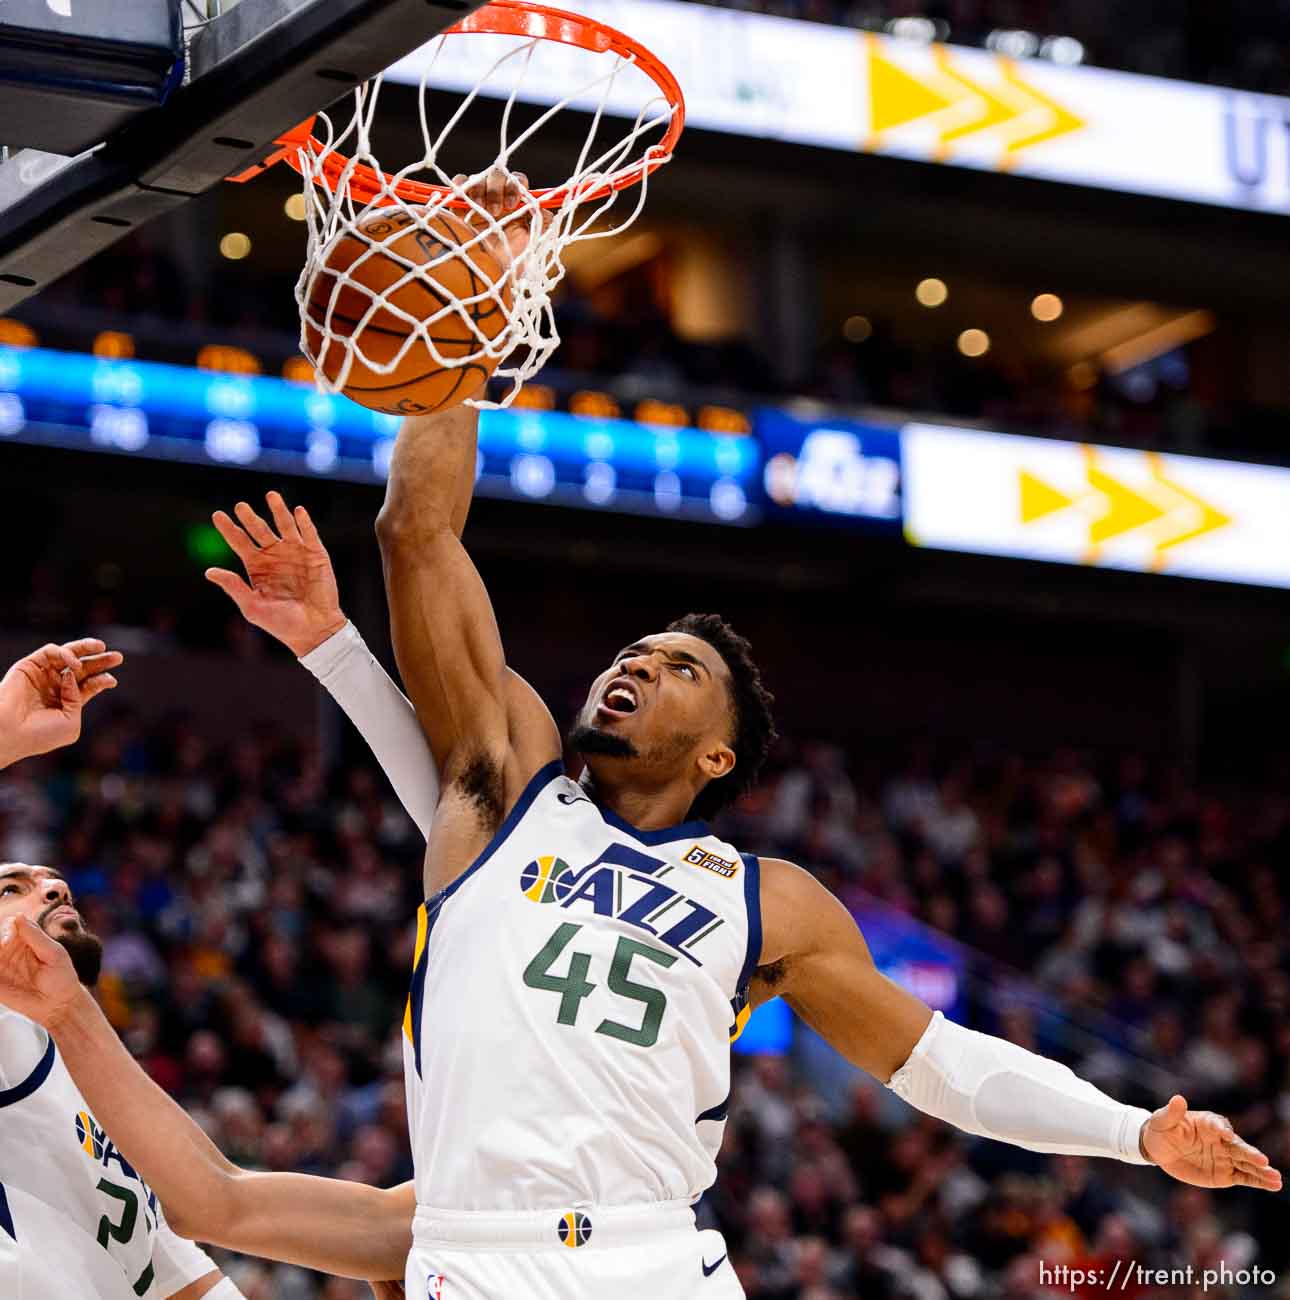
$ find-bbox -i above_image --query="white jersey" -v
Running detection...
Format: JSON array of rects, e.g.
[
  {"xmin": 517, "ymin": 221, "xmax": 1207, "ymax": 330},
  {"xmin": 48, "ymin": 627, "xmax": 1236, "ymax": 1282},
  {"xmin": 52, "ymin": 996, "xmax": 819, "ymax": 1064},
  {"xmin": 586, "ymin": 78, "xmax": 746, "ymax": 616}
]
[
  {"xmin": 402, "ymin": 762, "xmax": 761, "ymax": 1212},
  {"xmin": 0, "ymin": 1007, "xmax": 217, "ymax": 1299}
]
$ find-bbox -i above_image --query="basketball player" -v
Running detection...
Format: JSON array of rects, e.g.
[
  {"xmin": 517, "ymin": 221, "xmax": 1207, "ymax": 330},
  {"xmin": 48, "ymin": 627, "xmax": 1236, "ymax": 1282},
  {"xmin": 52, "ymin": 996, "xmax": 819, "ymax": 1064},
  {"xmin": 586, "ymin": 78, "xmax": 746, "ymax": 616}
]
[
  {"xmin": 7, "ymin": 198, "xmax": 1284, "ymax": 1300},
  {"xmin": 0, "ymin": 638, "xmax": 421, "ymax": 1297},
  {"xmin": 363, "ymin": 394, "xmax": 1277, "ymax": 1299},
  {"xmin": 0, "ymin": 638, "xmax": 236, "ymax": 1298}
]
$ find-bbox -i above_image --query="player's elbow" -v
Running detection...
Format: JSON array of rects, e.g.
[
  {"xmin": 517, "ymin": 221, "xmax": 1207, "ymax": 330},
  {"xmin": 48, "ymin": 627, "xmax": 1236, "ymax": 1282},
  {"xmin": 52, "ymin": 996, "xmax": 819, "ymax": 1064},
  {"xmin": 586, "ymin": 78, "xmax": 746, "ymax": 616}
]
[
  {"xmin": 375, "ymin": 500, "xmax": 449, "ymax": 554},
  {"xmin": 165, "ymin": 1168, "xmax": 239, "ymax": 1243}
]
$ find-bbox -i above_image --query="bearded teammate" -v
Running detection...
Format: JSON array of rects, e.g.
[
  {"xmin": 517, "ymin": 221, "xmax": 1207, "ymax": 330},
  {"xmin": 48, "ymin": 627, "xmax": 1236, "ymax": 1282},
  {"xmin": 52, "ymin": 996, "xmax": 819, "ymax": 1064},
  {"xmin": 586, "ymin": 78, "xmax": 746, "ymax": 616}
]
[
  {"xmin": 0, "ymin": 639, "xmax": 238, "ymax": 1299},
  {"xmin": 0, "ymin": 636, "xmax": 433, "ymax": 1298}
]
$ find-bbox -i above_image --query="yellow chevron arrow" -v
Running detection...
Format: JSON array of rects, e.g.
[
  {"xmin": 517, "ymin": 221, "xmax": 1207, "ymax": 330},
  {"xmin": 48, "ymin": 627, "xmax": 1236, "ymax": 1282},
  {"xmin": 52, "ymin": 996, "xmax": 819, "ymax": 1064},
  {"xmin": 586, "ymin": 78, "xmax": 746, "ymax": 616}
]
[
  {"xmin": 932, "ymin": 48, "xmax": 1019, "ymax": 155},
  {"xmin": 1019, "ymin": 468, "xmax": 1076, "ymax": 523},
  {"xmin": 865, "ymin": 37, "xmax": 956, "ymax": 138},
  {"xmin": 998, "ymin": 59, "xmax": 1086, "ymax": 162},
  {"xmin": 1083, "ymin": 448, "xmax": 1166, "ymax": 545},
  {"xmin": 1015, "ymin": 450, "xmax": 1233, "ymax": 562},
  {"xmin": 865, "ymin": 40, "xmax": 1085, "ymax": 162},
  {"xmin": 1146, "ymin": 453, "xmax": 1232, "ymax": 557}
]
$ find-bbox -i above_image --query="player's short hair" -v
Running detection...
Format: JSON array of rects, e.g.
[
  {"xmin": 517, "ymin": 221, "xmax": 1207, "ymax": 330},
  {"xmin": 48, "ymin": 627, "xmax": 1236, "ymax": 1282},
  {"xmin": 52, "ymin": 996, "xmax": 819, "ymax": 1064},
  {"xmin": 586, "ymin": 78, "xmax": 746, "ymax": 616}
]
[{"xmin": 667, "ymin": 612, "xmax": 777, "ymax": 820}]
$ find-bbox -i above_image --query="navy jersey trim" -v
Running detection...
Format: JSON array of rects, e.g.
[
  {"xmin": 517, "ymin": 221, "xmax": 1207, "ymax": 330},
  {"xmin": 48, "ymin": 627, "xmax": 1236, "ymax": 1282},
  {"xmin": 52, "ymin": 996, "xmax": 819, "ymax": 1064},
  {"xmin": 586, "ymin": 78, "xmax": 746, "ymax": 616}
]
[
  {"xmin": 0, "ymin": 1035, "xmax": 54, "ymax": 1108},
  {"xmin": 737, "ymin": 852, "xmax": 763, "ymax": 994},
  {"xmin": 426, "ymin": 759, "xmax": 566, "ymax": 908},
  {"xmin": 0, "ymin": 1181, "xmax": 13, "ymax": 1240},
  {"xmin": 599, "ymin": 805, "xmax": 710, "ymax": 847},
  {"xmin": 696, "ymin": 1093, "xmax": 730, "ymax": 1125},
  {"xmin": 408, "ymin": 897, "xmax": 445, "ymax": 1080}
]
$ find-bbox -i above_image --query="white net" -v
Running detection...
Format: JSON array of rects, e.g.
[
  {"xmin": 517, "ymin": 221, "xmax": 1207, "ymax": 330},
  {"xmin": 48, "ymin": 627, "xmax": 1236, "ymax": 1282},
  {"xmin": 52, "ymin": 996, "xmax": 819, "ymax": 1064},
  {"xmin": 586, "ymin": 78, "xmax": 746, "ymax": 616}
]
[{"xmin": 293, "ymin": 14, "xmax": 679, "ymax": 411}]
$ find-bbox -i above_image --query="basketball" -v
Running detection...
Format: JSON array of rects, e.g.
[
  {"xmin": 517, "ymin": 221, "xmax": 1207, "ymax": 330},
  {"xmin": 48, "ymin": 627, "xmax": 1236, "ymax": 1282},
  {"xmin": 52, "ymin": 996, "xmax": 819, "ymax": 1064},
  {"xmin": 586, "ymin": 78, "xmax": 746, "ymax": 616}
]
[{"xmin": 303, "ymin": 206, "xmax": 510, "ymax": 415}]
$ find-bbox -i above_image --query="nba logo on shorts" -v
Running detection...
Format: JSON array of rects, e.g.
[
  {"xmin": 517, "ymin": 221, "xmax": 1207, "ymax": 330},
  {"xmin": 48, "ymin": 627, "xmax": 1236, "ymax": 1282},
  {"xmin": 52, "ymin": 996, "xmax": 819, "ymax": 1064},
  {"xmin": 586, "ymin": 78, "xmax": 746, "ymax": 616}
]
[{"xmin": 426, "ymin": 1274, "xmax": 446, "ymax": 1299}]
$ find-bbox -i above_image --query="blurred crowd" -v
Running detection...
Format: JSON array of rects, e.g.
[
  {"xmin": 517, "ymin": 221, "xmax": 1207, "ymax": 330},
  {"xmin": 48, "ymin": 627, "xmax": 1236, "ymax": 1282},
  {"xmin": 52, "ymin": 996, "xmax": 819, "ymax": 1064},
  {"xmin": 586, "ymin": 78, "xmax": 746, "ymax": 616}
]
[
  {"xmin": 1, "ymin": 694, "xmax": 1285, "ymax": 1298},
  {"xmin": 688, "ymin": 0, "xmax": 1290, "ymax": 95}
]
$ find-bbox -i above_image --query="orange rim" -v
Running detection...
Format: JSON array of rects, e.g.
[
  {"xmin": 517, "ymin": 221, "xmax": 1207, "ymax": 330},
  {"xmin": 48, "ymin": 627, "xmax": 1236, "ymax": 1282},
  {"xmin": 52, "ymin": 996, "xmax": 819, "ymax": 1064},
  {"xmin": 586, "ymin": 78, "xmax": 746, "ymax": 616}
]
[{"xmin": 230, "ymin": 0, "xmax": 684, "ymax": 208}]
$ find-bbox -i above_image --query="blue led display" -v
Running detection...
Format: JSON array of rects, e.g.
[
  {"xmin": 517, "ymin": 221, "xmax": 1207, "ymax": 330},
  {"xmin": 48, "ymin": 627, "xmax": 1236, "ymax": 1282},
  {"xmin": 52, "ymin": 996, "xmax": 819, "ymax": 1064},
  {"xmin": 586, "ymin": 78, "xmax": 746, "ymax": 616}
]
[{"xmin": 0, "ymin": 348, "xmax": 762, "ymax": 526}]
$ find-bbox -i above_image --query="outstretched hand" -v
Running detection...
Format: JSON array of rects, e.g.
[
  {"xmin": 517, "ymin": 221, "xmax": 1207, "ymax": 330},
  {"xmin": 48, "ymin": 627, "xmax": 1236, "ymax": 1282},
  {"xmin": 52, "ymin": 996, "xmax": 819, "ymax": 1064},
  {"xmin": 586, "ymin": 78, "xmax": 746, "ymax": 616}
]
[
  {"xmin": 206, "ymin": 491, "xmax": 347, "ymax": 659},
  {"xmin": 0, "ymin": 638, "xmax": 122, "ymax": 768},
  {"xmin": 0, "ymin": 914, "xmax": 82, "ymax": 1029},
  {"xmin": 453, "ymin": 166, "xmax": 552, "ymax": 269},
  {"xmin": 1142, "ymin": 1094, "xmax": 1282, "ymax": 1192}
]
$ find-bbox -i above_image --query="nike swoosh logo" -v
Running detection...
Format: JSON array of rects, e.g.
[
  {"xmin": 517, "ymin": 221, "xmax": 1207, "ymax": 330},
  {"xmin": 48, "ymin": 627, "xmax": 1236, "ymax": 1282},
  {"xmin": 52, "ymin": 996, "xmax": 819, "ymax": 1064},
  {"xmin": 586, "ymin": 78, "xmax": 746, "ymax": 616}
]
[
  {"xmin": 557, "ymin": 792, "xmax": 592, "ymax": 807},
  {"xmin": 702, "ymin": 1255, "xmax": 727, "ymax": 1278}
]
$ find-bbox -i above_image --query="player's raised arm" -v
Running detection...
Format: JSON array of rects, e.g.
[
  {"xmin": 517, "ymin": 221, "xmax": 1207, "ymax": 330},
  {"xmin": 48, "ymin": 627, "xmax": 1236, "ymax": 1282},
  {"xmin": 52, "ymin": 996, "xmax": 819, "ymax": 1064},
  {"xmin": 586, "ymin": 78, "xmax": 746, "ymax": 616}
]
[
  {"xmin": 207, "ymin": 490, "xmax": 439, "ymax": 839},
  {"xmin": 753, "ymin": 858, "xmax": 1283, "ymax": 1193},
  {"xmin": 0, "ymin": 917, "xmax": 414, "ymax": 1281},
  {"xmin": 375, "ymin": 402, "xmax": 561, "ymax": 854},
  {"xmin": 0, "ymin": 639, "xmax": 122, "ymax": 768}
]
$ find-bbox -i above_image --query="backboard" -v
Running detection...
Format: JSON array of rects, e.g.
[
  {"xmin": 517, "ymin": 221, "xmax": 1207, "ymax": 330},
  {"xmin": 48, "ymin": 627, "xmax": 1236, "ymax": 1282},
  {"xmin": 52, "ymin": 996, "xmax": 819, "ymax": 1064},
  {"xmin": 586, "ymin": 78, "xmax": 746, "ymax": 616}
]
[{"xmin": 0, "ymin": 0, "xmax": 489, "ymax": 313}]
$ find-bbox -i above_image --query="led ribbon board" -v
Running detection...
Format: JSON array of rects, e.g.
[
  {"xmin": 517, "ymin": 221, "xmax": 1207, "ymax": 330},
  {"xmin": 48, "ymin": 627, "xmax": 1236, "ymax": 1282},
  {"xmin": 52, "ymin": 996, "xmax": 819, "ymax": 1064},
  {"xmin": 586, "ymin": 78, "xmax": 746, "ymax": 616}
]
[
  {"xmin": 0, "ymin": 347, "xmax": 760, "ymax": 526},
  {"xmin": 903, "ymin": 424, "xmax": 1290, "ymax": 590},
  {"xmin": 387, "ymin": 0, "xmax": 1290, "ymax": 215}
]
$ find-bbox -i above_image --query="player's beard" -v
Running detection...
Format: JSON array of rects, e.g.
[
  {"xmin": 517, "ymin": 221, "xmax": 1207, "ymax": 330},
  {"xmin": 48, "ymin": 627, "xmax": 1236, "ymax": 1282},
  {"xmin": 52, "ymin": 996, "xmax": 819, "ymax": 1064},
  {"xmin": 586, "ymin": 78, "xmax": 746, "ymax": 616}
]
[
  {"xmin": 38, "ymin": 907, "xmax": 103, "ymax": 987},
  {"xmin": 568, "ymin": 723, "xmax": 640, "ymax": 760},
  {"xmin": 58, "ymin": 931, "xmax": 103, "ymax": 987}
]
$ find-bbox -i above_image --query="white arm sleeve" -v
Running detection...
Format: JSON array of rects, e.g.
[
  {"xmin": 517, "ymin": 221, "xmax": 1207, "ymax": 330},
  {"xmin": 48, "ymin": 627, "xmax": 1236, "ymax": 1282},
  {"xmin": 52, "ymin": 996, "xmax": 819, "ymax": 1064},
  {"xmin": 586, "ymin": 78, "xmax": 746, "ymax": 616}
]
[
  {"xmin": 300, "ymin": 621, "xmax": 439, "ymax": 840},
  {"xmin": 151, "ymin": 1223, "xmax": 231, "ymax": 1297},
  {"xmin": 887, "ymin": 1011, "xmax": 1153, "ymax": 1164}
]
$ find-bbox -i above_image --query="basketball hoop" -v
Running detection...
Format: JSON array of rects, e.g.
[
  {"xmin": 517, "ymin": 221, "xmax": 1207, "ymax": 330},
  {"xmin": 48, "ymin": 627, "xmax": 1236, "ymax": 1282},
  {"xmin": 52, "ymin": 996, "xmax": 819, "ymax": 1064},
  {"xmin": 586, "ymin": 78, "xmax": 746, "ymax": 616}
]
[{"xmin": 232, "ymin": 0, "xmax": 685, "ymax": 411}]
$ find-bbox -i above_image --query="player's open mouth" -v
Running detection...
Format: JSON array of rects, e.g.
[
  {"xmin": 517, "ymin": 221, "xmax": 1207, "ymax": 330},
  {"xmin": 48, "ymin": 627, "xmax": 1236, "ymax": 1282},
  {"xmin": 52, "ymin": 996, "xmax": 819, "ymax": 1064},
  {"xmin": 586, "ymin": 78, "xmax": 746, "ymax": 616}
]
[
  {"xmin": 45, "ymin": 905, "xmax": 79, "ymax": 927},
  {"xmin": 597, "ymin": 681, "xmax": 640, "ymax": 719}
]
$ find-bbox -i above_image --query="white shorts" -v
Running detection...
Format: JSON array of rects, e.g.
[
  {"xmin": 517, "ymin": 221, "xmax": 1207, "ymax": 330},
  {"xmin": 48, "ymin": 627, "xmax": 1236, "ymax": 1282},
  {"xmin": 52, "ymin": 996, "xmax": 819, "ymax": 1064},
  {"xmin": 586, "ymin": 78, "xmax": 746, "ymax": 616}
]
[{"xmin": 407, "ymin": 1201, "xmax": 744, "ymax": 1300}]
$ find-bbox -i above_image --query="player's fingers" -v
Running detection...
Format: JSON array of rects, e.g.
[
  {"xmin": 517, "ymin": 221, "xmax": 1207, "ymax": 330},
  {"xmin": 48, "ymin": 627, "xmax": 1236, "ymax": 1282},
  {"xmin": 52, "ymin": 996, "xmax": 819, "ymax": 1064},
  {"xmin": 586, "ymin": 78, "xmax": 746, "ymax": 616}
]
[
  {"xmin": 205, "ymin": 567, "xmax": 255, "ymax": 609},
  {"xmin": 506, "ymin": 171, "xmax": 529, "ymax": 210},
  {"xmin": 8, "ymin": 915, "xmax": 62, "ymax": 961},
  {"xmin": 59, "ymin": 638, "xmax": 107, "ymax": 660},
  {"xmin": 1229, "ymin": 1137, "xmax": 1272, "ymax": 1167},
  {"xmin": 57, "ymin": 666, "xmax": 81, "ymax": 712},
  {"xmin": 74, "ymin": 652, "xmax": 123, "ymax": 678},
  {"xmin": 266, "ymin": 490, "xmax": 302, "ymax": 543},
  {"xmin": 1153, "ymin": 1095, "xmax": 1187, "ymax": 1129},
  {"xmin": 234, "ymin": 500, "xmax": 278, "ymax": 548},
  {"xmin": 294, "ymin": 504, "xmax": 324, "ymax": 551},
  {"xmin": 31, "ymin": 643, "xmax": 76, "ymax": 675},
  {"xmin": 79, "ymin": 673, "xmax": 118, "ymax": 703},
  {"xmin": 1232, "ymin": 1165, "xmax": 1282, "ymax": 1191},
  {"xmin": 211, "ymin": 510, "xmax": 258, "ymax": 562}
]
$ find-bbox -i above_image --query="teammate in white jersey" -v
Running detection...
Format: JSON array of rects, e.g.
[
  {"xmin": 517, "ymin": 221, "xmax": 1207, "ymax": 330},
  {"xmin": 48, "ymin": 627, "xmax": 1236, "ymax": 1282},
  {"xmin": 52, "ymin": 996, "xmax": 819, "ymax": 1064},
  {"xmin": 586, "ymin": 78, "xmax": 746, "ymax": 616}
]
[
  {"xmin": 0, "ymin": 639, "xmax": 236, "ymax": 1299},
  {"xmin": 0, "ymin": 634, "xmax": 426, "ymax": 1297}
]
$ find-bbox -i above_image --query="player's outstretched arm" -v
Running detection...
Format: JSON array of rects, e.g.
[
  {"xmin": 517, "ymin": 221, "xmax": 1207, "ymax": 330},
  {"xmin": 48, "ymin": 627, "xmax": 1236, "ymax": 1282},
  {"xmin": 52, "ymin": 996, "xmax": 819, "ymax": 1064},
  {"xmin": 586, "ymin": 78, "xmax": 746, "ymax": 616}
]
[
  {"xmin": 0, "ymin": 639, "xmax": 122, "ymax": 768},
  {"xmin": 207, "ymin": 491, "xmax": 439, "ymax": 839},
  {"xmin": 0, "ymin": 917, "xmax": 413, "ymax": 1281},
  {"xmin": 376, "ymin": 404, "xmax": 560, "ymax": 840},
  {"xmin": 752, "ymin": 858, "xmax": 1283, "ymax": 1193}
]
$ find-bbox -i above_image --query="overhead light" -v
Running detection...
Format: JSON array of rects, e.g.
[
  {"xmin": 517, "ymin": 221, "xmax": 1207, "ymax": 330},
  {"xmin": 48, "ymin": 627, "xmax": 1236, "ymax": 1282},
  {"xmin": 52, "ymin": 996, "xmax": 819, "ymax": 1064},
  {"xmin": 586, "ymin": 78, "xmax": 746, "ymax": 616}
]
[
  {"xmin": 1032, "ymin": 293, "xmax": 1064, "ymax": 323},
  {"xmin": 844, "ymin": 315, "xmax": 873, "ymax": 343},
  {"xmin": 887, "ymin": 17, "xmax": 938, "ymax": 43},
  {"xmin": 219, "ymin": 232, "xmax": 251, "ymax": 260},
  {"xmin": 958, "ymin": 328, "xmax": 990, "ymax": 358},
  {"xmin": 986, "ymin": 29, "xmax": 1040, "ymax": 58},
  {"xmin": 1042, "ymin": 36, "xmax": 1086, "ymax": 66},
  {"xmin": 1100, "ymin": 310, "xmax": 1216, "ymax": 374},
  {"xmin": 283, "ymin": 193, "xmax": 307, "ymax": 221},
  {"xmin": 916, "ymin": 278, "xmax": 948, "ymax": 308}
]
